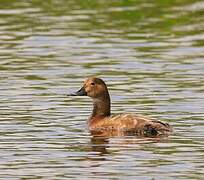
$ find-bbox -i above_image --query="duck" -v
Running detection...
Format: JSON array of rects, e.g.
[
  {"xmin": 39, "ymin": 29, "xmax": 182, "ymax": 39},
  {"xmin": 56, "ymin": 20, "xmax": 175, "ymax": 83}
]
[{"xmin": 68, "ymin": 77, "xmax": 172, "ymax": 137}]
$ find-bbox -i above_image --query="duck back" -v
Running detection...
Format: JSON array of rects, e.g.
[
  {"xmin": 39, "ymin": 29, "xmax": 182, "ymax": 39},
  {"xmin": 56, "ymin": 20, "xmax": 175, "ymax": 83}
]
[{"xmin": 89, "ymin": 114, "xmax": 172, "ymax": 136}]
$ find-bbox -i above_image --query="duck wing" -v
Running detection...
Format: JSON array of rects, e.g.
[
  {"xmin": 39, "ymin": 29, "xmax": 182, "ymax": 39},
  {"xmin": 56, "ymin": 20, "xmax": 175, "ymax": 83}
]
[{"xmin": 90, "ymin": 114, "xmax": 172, "ymax": 137}]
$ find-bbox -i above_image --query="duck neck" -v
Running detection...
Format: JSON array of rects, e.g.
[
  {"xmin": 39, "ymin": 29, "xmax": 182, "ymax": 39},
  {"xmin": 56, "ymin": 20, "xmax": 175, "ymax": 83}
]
[{"xmin": 90, "ymin": 94, "xmax": 111, "ymax": 119}]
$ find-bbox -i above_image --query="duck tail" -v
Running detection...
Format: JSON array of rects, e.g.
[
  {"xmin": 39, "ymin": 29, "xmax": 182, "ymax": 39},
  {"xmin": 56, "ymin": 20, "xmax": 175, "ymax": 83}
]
[{"xmin": 143, "ymin": 121, "xmax": 172, "ymax": 136}]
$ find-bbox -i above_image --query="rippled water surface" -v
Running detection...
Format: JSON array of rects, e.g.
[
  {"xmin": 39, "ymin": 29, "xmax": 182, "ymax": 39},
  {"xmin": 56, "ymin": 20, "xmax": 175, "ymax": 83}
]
[{"xmin": 0, "ymin": 0, "xmax": 204, "ymax": 179}]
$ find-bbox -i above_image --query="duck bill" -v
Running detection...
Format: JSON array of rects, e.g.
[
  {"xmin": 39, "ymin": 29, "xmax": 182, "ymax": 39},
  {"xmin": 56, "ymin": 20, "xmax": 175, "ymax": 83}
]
[{"xmin": 68, "ymin": 86, "xmax": 87, "ymax": 96}]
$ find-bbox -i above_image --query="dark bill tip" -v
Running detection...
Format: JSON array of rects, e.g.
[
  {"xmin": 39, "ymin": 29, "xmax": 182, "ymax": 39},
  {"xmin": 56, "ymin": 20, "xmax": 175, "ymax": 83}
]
[
  {"xmin": 67, "ymin": 86, "xmax": 87, "ymax": 96},
  {"xmin": 67, "ymin": 92, "xmax": 78, "ymax": 96}
]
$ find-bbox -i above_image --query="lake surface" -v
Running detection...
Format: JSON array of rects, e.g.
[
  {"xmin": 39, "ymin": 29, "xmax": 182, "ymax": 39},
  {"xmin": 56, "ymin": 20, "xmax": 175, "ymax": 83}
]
[{"xmin": 0, "ymin": 0, "xmax": 204, "ymax": 179}]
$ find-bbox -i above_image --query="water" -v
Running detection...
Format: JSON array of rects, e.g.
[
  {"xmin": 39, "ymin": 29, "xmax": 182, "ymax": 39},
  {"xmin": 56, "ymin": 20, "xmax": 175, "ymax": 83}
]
[{"xmin": 0, "ymin": 0, "xmax": 204, "ymax": 179}]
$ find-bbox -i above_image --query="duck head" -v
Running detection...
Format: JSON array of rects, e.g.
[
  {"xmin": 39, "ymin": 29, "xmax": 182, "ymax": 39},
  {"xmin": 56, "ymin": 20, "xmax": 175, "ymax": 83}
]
[{"xmin": 68, "ymin": 77, "xmax": 110, "ymax": 100}]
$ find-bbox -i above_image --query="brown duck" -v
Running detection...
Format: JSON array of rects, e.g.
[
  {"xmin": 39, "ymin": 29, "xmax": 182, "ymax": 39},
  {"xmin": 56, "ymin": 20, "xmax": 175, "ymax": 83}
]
[{"xmin": 68, "ymin": 77, "xmax": 172, "ymax": 137}]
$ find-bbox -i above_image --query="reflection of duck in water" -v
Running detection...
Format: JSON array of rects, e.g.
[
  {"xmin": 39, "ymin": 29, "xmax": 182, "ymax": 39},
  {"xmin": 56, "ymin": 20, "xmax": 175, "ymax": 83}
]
[{"xmin": 68, "ymin": 77, "xmax": 172, "ymax": 137}]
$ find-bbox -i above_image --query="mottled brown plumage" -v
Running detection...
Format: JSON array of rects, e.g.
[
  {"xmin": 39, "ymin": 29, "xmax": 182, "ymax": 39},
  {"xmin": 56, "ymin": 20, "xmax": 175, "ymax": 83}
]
[{"xmin": 68, "ymin": 77, "xmax": 172, "ymax": 137}]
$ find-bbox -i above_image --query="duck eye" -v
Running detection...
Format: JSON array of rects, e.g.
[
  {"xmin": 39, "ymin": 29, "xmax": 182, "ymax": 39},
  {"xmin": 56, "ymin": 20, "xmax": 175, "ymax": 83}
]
[{"xmin": 91, "ymin": 82, "xmax": 95, "ymax": 86}]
